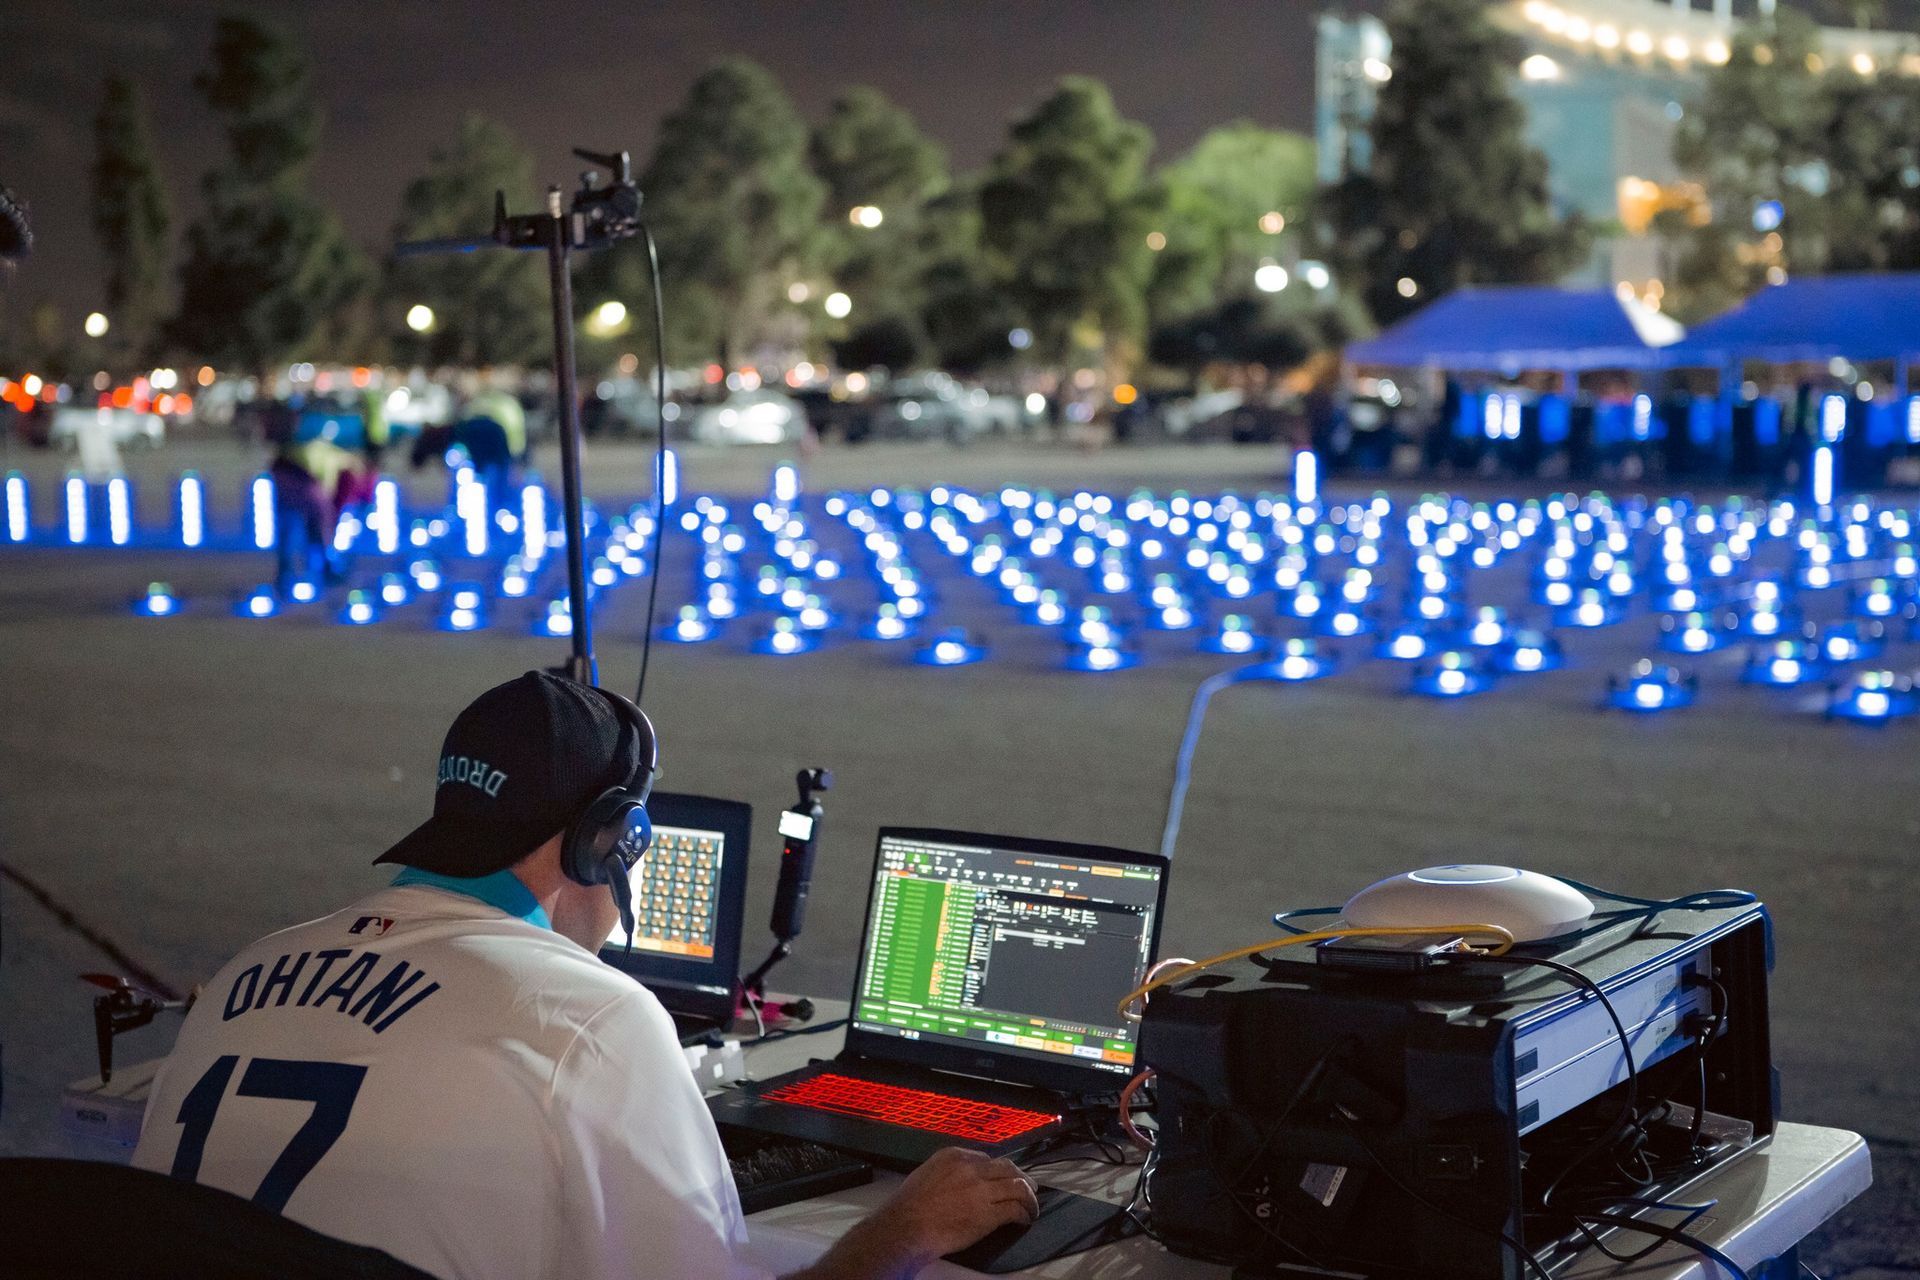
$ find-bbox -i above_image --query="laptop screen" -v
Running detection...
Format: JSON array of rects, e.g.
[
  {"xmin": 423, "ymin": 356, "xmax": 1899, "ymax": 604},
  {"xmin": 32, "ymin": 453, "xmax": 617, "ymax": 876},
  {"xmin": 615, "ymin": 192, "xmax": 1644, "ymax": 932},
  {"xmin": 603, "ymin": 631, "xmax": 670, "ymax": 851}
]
[
  {"xmin": 598, "ymin": 793, "xmax": 750, "ymax": 1019},
  {"xmin": 852, "ymin": 831, "xmax": 1166, "ymax": 1080}
]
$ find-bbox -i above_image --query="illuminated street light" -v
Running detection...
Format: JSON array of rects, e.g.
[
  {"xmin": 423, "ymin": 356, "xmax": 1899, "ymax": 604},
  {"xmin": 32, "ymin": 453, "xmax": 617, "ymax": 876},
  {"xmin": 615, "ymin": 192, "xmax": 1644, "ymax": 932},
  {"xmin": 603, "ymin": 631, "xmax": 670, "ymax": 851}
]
[
  {"xmin": 848, "ymin": 205, "xmax": 884, "ymax": 228},
  {"xmin": 406, "ymin": 304, "xmax": 435, "ymax": 333},
  {"xmin": 1254, "ymin": 263, "xmax": 1289, "ymax": 293},
  {"xmin": 787, "ymin": 282, "xmax": 811, "ymax": 303},
  {"xmin": 1363, "ymin": 57, "xmax": 1392, "ymax": 82},
  {"xmin": 824, "ymin": 291, "xmax": 852, "ymax": 319},
  {"xmin": 585, "ymin": 300, "xmax": 629, "ymax": 337},
  {"xmin": 84, "ymin": 312, "xmax": 110, "ymax": 339},
  {"xmin": 1521, "ymin": 54, "xmax": 1562, "ymax": 81},
  {"xmin": 1259, "ymin": 211, "xmax": 1286, "ymax": 234},
  {"xmin": 1397, "ymin": 276, "xmax": 1419, "ymax": 299},
  {"xmin": 1145, "ymin": 230, "xmax": 1167, "ymax": 251}
]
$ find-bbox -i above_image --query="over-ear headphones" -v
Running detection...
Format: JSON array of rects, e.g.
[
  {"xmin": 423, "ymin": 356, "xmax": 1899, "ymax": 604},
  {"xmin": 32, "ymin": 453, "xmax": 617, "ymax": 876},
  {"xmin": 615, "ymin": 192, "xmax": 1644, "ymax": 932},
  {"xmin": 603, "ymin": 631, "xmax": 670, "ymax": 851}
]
[{"xmin": 560, "ymin": 688, "xmax": 658, "ymax": 943}]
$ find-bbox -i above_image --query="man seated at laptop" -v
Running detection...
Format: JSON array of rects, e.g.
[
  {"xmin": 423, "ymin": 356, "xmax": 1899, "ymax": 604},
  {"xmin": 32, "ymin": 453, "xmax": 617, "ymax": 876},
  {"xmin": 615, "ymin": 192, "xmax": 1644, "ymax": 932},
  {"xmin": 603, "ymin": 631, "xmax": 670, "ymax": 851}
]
[{"xmin": 132, "ymin": 673, "xmax": 1037, "ymax": 1279}]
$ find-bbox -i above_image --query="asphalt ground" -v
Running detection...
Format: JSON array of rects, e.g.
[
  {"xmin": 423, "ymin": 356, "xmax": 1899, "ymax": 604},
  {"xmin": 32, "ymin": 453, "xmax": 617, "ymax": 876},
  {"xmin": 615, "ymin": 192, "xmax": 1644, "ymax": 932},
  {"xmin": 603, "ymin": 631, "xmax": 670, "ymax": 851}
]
[{"xmin": 2, "ymin": 434, "xmax": 1915, "ymax": 1273}]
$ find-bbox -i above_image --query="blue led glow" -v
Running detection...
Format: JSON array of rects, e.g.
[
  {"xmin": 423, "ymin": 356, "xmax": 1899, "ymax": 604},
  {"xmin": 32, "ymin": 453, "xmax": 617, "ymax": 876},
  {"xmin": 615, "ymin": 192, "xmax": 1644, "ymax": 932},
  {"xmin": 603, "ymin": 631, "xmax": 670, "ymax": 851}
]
[
  {"xmin": 1410, "ymin": 651, "xmax": 1494, "ymax": 698},
  {"xmin": 914, "ymin": 629, "xmax": 986, "ymax": 667},
  {"xmin": 1606, "ymin": 660, "xmax": 1696, "ymax": 712},
  {"xmin": 1258, "ymin": 638, "xmax": 1336, "ymax": 682},
  {"xmin": 663, "ymin": 605, "xmax": 716, "ymax": 643},
  {"xmin": 1201, "ymin": 614, "xmax": 1267, "ymax": 656},
  {"xmin": 1555, "ymin": 591, "xmax": 1619, "ymax": 628},
  {"xmin": 66, "ymin": 474, "xmax": 88, "ymax": 544},
  {"xmin": 1828, "ymin": 672, "xmax": 1917, "ymax": 723},
  {"xmin": 753, "ymin": 617, "xmax": 818, "ymax": 656},
  {"xmin": 1064, "ymin": 643, "xmax": 1137, "ymax": 673},
  {"xmin": 132, "ymin": 582, "xmax": 177, "ymax": 617},
  {"xmin": 1316, "ymin": 607, "xmax": 1374, "ymax": 638},
  {"xmin": 1741, "ymin": 641, "xmax": 1824, "ymax": 687},
  {"xmin": 1818, "ymin": 620, "xmax": 1885, "ymax": 664},
  {"xmin": 4, "ymin": 471, "xmax": 27, "ymax": 543},
  {"xmin": 1377, "ymin": 625, "xmax": 1431, "ymax": 661},
  {"xmin": 1493, "ymin": 629, "xmax": 1562, "ymax": 674},
  {"xmin": 1293, "ymin": 449, "xmax": 1318, "ymax": 505},
  {"xmin": 236, "ymin": 587, "xmax": 279, "ymax": 619}
]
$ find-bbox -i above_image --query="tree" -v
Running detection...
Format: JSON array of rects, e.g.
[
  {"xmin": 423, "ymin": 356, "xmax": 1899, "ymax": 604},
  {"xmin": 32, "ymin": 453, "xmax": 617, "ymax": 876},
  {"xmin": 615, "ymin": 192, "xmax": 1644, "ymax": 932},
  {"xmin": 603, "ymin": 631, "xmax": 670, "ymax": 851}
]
[
  {"xmin": 1325, "ymin": 0, "xmax": 1587, "ymax": 325},
  {"xmin": 385, "ymin": 115, "xmax": 548, "ymax": 367},
  {"xmin": 812, "ymin": 87, "xmax": 948, "ymax": 226},
  {"xmin": 595, "ymin": 59, "xmax": 823, "ymax": 368},
  {"xmin": 91, "ymin": 75, "xmax": 172, "ymax": 372},
  {"xmin": 1660, "ymin": 11, "xmax": 1920, "ymax": 319},
  {"xmin": 1148, "ymin": 123, "xmax": 1318, "ymax": 324},
  {"xmin": 918, "ymin": 184, "xmax": 1022, "ymax": 373},
  {"xmin": 1818, "ymin": 72, "xmax": 1920, "ymax": 273},
  {"xmin": 171, "ymin": 16, "xmax": 366, "ymax": 373},
  {"xmin": 809, "ymin": 87, "xmax": 949, "ymax": 367},
  {"xmin": 978, "ymin": 77, "xmax": 1158, "ymax": 371}
]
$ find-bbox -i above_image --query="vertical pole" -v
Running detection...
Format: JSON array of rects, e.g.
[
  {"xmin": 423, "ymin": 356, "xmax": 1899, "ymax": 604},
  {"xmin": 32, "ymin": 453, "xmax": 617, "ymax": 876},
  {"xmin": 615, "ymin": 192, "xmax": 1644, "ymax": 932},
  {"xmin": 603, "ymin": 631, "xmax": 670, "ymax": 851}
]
[{"xmin": 546, "ymin": 187, "xmax": 596, "ymax": 686}]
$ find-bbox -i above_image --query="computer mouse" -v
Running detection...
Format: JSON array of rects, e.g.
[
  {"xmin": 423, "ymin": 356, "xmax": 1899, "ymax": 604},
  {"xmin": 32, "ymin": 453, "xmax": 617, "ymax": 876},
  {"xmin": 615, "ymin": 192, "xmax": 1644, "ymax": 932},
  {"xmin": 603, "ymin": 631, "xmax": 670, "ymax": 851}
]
[{"xmin": 1342, "ymin": 865, "xmax": 1594, "ymax": 944}]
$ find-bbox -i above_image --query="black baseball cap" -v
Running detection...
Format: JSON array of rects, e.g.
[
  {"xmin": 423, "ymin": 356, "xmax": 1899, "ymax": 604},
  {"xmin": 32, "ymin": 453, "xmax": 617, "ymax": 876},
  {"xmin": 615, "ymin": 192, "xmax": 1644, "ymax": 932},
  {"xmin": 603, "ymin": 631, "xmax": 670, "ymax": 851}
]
[{"xmin": 375, "ymin": 672, "xmax": 642, "ymax": 877}]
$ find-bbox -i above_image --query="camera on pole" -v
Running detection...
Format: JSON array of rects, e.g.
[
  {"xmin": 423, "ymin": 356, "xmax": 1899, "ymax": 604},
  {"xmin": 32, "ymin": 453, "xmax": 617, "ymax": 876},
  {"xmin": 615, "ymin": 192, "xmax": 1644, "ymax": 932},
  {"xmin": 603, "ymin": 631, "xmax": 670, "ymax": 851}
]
[{"xmin": 396, "ymin": 148, "xmax": 651, "ymax": 686}]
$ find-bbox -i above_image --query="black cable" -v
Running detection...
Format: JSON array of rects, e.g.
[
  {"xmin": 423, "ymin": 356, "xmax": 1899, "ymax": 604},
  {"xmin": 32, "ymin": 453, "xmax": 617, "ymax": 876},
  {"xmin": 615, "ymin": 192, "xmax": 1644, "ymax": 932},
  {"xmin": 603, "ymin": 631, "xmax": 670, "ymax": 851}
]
[
  {"xmin": 1688, "ymin": 977, "xmax": 1729, "ymax": 1158},
  {"xmin": 1576, "ymin": 1210, "xmax": 1751, "ymax": 1280},
  {"xmin": 1565, "ymin": 1195, "xmax": 1713, "ymax": 1265},
  {"xmin": 1340, "ymin": 1113, "xmax": 1554, "ymax": 1280},
  {"xmin": 633, "ymin": 222, "xmax": 667, "ymax": 710},
  {"xmin": 1461, "ymin": 952, "xmax": 1639, "ymax": 1214},
  {"xmin": 745, "ymin": 1016, "xmax": 847, "ymax": 1047}
]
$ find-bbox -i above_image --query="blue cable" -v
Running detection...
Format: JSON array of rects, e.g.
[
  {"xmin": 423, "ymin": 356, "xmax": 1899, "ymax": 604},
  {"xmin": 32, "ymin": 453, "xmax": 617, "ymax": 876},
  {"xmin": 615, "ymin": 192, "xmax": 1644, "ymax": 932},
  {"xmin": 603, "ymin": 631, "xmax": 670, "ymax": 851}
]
[
  {"xmin": 1271, "ymin": 906, "xmax": 1343, "ymax": 934},
  {"xmin": 1551, "ymin": 876, "xmax": 1757, "ymax": 911},
  {"xmin": 1272, "ymin": 884, "xmax": 1756, "ymax": 934},
  {"xmin": 1160, "ymin": 662, "xmax": 1285, "ymax": 858}
]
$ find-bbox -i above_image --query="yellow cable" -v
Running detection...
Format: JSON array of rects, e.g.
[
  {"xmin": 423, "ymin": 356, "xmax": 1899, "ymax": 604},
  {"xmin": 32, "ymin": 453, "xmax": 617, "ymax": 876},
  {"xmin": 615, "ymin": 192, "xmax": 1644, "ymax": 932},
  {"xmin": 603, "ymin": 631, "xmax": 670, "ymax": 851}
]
[{"xmin": 1116, "ymin": 924, "xmax": 1517, "ymax": 1021}]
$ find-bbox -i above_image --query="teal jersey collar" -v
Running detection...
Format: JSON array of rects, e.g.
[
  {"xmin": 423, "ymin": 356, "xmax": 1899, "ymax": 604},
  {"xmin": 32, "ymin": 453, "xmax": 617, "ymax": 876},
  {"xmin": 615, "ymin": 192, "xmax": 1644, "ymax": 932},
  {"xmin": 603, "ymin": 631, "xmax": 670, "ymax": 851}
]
[{"xmin": 391, "ymin": 867, "xmax": 552, "ymax": 931}]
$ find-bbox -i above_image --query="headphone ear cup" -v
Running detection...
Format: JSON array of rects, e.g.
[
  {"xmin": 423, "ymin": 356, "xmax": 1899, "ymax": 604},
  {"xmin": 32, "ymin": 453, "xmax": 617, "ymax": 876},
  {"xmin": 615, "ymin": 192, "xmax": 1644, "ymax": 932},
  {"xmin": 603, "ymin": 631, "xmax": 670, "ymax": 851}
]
[{"xmin": 563, "ymin": 788, "xmax": 628, "ymax": 886}]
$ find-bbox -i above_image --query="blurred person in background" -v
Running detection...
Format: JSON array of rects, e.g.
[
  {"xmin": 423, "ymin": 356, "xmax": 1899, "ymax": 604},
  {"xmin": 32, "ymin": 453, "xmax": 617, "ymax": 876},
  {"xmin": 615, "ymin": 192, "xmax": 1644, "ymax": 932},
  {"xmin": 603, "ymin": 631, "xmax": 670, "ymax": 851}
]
[
  {"xmin": 271, "ymin": 397, "xmax": 376, "ymax": 591},
  {"xmin": 411, "ymin": 382, "xmax": 525, "ymax": 517}
]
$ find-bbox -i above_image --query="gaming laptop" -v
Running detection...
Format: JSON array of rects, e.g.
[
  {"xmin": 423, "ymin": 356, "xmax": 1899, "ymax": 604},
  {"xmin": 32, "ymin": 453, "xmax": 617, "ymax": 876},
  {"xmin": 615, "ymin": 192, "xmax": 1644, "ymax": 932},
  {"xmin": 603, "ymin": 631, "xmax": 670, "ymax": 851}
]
[{"xmin": 709, "ymin": 827, "xmax": 1169, "ymax": 1166}]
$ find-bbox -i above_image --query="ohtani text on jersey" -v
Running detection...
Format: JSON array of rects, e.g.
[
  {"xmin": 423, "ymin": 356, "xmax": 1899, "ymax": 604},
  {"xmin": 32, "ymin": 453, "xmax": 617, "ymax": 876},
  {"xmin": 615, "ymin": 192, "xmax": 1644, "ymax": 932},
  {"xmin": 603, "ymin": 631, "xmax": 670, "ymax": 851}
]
[{"xmin": 221, "ymin": 948, "xmax": 441, "ymax": 1034}]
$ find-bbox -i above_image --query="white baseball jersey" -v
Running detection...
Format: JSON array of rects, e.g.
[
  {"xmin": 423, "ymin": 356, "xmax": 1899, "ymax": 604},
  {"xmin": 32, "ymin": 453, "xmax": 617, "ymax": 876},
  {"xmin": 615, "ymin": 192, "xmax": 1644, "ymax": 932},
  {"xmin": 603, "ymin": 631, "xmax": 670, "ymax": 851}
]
[{"xmin": 132, "ymin": 876, "xmax": 768, "ymax": 1280}]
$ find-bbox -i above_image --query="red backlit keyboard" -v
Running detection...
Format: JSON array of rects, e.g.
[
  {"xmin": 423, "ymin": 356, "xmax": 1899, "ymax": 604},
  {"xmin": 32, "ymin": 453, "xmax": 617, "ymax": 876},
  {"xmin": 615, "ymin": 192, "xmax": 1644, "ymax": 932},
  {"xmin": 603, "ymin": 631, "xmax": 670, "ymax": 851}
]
[{"xmin": 762, "ymin": 1073, "xmax": 1060, "ymax": 1144}]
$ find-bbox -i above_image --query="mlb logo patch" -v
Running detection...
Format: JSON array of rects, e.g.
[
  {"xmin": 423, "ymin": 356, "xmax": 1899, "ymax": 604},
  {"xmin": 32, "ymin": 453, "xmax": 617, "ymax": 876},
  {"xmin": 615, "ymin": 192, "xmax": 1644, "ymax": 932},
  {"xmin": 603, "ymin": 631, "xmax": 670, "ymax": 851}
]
[{"xmin": 350, "ymin": 916, "xmax": 395, "ymax": 937}]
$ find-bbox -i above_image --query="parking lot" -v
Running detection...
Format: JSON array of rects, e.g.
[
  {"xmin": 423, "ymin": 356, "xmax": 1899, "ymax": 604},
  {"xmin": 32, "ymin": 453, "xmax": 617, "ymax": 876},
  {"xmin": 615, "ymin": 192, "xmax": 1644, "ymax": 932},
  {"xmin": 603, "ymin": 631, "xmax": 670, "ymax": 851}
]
[{"xmin": 2, "ymin": 434, "xmax": 1914, "ymax": 1269}]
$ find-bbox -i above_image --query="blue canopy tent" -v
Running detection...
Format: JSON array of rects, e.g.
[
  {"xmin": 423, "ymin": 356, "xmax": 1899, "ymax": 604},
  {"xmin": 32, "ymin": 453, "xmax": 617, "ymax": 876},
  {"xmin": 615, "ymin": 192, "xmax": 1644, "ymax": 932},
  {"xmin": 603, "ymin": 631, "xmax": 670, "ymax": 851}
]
[
  {"xmin": 1661, "ymin": 275, "xmax": 1920, "ymax": 484},
  {"xmin": 1660, "ymin": 274, "xmax": 1920, "ymax": 370},
  {"xmin": 1345, "ymin": 285, "xmax": 1685, "ymax": 376}
]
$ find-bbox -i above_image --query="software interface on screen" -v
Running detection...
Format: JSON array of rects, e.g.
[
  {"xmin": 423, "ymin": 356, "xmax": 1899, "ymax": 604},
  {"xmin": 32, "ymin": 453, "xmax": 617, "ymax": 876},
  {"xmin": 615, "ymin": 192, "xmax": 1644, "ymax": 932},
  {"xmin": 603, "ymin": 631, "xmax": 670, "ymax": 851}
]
[
  {"xmin": 854, "ymin": 835, "xmax": 1163, "ymax": 1075},
  {"xmin": 603, "ymin": 823, "xmax": 726, "ymax": 957}
]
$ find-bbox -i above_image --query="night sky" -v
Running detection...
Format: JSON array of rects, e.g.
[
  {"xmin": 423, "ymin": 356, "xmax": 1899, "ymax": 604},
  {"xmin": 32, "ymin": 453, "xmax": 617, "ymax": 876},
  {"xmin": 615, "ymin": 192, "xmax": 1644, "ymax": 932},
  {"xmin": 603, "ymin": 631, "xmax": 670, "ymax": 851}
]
[{"xmin": 1, "ymin": 0, "xmax": 1353, "ymax": 325}]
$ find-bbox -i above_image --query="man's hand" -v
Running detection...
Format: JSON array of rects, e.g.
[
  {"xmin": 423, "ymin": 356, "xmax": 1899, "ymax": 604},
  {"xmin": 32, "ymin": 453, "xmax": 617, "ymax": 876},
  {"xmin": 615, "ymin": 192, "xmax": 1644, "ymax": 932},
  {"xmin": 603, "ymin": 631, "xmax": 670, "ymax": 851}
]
[{"xmin": 787, "ymin": 1147, "xmax": 1039, "ymax": 1279}]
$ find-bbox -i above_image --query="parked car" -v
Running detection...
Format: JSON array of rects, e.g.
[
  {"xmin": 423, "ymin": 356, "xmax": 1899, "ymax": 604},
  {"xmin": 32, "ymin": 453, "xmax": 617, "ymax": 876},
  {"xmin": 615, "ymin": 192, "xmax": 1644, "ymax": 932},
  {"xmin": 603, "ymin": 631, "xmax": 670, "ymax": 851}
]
[
  {"xmin": 49, "ymin": 405, "xmax": 164, "ymax": 450},
  {"xmin": 583, "ymin": 377, "xmax": 663, "ymax": 437},
  {"xmin": 685, "ymin": 390, "xmax": 806, "ymax": 445},
  {"xmin": 1159, "ymin": 388, "xmax": 1244, "ymax": 437},
  {"xmin": 863, "ymin": 374, "xmax": 1014, "ymax": 443}
]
